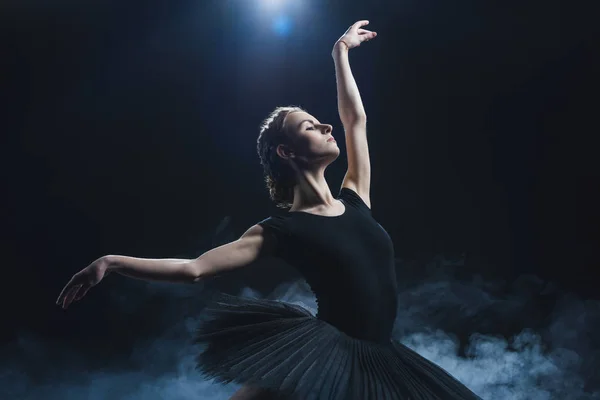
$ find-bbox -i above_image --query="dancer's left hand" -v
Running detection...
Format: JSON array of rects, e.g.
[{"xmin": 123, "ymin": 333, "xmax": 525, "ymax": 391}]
[{"xmin": 335, "ymin": 20, "xmax": 377, "ymax": 50}]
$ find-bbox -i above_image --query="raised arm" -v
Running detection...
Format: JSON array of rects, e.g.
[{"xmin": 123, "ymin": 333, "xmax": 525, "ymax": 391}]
[
  {"xmin": 56, "ymin": 224, "xmax": 275, "ymax": 309},
  {"xmin": 333, "ymin": 20, "xmax": 377, "ymax": 209}
]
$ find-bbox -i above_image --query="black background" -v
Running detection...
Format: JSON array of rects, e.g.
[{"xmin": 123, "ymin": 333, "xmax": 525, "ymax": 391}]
[{"xmin": 2, "ymin": 0, "xmax": 599, "ymax": 397}]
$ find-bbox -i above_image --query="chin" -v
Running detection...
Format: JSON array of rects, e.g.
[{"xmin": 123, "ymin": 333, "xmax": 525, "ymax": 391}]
[{"xmin": 327, "ymin": 151, "xmax": 340, "ymax": 163}]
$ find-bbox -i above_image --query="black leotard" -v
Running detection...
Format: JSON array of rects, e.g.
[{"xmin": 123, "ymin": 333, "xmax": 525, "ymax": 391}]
[
  {"xmin": 195, "ymin": 187, "xmax": 482, "ymax": 399},
  {"xmin": 258, "ymin": 187, "xmax": 397, "ymax": 343}
]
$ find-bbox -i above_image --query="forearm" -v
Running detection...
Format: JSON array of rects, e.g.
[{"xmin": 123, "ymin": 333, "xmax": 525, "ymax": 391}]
[
  {"xmin": 332, "ymin": 42, "xmax": 367, "ymax": 125},
  {"xmin": 105, "ymin": 255, "xmax": 196, "ymax": 283}
]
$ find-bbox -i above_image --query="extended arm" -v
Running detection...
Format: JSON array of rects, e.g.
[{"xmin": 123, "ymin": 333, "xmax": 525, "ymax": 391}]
[
  {"xmin": 106, "ymin": 224, "xmax": 273, "ymax": 283},
  {"xmin": 57, "ymin": 224, "xmax": 273, "ymax": 308},
  {"xmin": 333, "ymin": 21, "xmax": 377, "ymax": 208},
  {"xmin": 105, "ymin": 255, "xmax": 197, "ymax": 283}
]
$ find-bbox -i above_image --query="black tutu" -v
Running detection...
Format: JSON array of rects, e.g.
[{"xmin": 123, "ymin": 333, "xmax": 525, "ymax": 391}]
[{"xmin": 194, "ymin": 293, "xmax": 482, "ymax": 400}]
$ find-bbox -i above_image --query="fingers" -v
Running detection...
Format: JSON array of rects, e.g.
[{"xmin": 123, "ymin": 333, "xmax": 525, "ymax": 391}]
[
  {"xmin": 75, "ymin": 285, "xmax": 91, "ymax": 301},
  {"xmin": 359, "ymin": 31, "xmax": 377, "ymax": 44},
  {"xmin": 62, "ymin": 284, "xmax": 82, "ymax": 309},
  {"xmin": 56, "ymin": 279, "xmax": 89, "ymax": 309},
  {"xmin": 56, "ymin": 277, "xmax": 76, "ymax": 305},
  {"xmin": 352, "ymin": 20, "xmax": 370, "ymax": 29},
  {"xmin": 358, "ymin": 28, "xmax": 377, "ymax": 36}
]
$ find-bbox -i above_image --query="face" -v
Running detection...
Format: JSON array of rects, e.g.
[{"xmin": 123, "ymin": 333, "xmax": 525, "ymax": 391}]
[{"xmin": 277, "ymin": 111, "xmax": 339, "ymax": 168}]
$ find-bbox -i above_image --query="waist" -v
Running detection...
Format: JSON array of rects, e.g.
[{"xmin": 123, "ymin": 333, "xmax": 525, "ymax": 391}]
[{"xmin": 316, "ymin": 302, "xmax": 396, "ymax": 344}]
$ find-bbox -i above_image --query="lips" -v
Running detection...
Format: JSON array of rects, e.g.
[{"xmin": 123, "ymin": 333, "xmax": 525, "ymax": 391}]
[{"xmin": 327, "ymin": 137, "xmax": 336, "ymax": 142}]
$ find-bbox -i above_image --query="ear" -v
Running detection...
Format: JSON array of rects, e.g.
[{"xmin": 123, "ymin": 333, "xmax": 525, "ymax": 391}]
[{"xmin": 276, "ymin": 144, "xmax": 294, "ymax": 160}]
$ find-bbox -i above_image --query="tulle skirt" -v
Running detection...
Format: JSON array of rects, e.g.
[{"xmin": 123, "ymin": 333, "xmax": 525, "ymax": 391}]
[{"xmin": 194, "ymin": 293, "xmax": 482, "ymax": 400}]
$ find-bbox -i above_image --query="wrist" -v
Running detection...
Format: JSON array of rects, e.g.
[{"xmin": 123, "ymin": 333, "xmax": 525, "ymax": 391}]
[
  {"xmin": 332, "ymin": 40, "xmax": 349, "ymax": 55},
  {"xmin": 101, "ymin": 255, "xmax": 118, "ymax": 272}
]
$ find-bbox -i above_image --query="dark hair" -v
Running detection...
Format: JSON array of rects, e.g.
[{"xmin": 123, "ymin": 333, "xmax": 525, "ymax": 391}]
[{"xmin": 256, "ymin": 105, "xmax": 306, "ymax": 209}]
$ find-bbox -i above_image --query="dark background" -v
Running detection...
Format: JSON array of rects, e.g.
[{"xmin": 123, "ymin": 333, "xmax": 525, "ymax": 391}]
[{"xmin": 2, "ymin": 0, "xmax": 599, "ymax": 398}]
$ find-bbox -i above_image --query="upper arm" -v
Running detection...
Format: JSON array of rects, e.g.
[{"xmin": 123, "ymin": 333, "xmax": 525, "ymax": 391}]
[
  {"xmin": 341, "ymin": 120, "xmax": 371, "ymax": 209},
  {"xmin": 190, "ymin": 224, "xmax": 275, "ymax": 281}
]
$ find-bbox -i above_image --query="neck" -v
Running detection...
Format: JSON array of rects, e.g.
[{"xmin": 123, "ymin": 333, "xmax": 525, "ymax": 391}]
[{"xmin": 289, "ymin": 166, "xmax": 335, "ymax": 212}]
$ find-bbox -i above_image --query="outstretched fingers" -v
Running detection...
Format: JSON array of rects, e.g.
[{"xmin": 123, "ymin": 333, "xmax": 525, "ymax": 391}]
[
  {"xmin": 74, "ymin": 285, "xmax": 91, "ymax": 301},
  {"xmin": 62, "ymin": 284, "xmax": 82, "ymax": 309},
  {"xmin": 56, "ymin": 275, "xmax": 87, "ymax": 309},
  {"xmin": 352, "ymin": 20, "xmax": 370, "ymax": 29},
  {"xmin": 358, "ymin": 29, "xmax": 377, "ymax": 39},
  {"xmin": 56, "ymin": 277, "xmax": 76, "ymax": 306}
]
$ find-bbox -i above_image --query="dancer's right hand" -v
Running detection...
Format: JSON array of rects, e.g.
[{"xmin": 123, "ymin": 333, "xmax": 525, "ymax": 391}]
[{"xmin": 56, "ymin": 256, "xmax": 111, "ymax": 309}]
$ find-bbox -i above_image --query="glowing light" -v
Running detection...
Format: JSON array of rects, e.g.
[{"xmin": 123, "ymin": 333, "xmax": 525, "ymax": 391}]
[
  {"xmin": 238, "ymin": 0, "xmax": 308, "ymax": 38},
  {"xmin": 273, "ymin": 15, "xmax": 293, "ymax": 36},
  {"xmin": 262, "ymin": 0, "xmax": 287, "ymax": 10}
]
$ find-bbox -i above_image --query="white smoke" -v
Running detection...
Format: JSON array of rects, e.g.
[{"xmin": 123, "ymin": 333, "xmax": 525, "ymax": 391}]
[{"xmin": 2, "ymin": 267, "xmax": 599, "ymax": 399}]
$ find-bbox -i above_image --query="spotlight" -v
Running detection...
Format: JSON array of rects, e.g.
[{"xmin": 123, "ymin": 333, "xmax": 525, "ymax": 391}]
[
  {"xmin": 261, "ymin": 0, "xmax": 287, "ymax": 10},
  {"xmin": 273, "ymin": 15, "xmax": 293, "ymax": 36}
]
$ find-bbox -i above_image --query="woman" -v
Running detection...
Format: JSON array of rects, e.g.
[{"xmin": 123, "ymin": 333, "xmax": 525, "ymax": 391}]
[{"xmin": 57, "ymin": 21, "xmax": 482, "ymax": 399}]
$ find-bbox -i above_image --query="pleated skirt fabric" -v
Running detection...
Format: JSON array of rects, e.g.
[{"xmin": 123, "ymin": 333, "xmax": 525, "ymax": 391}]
[{"xmin": 194, "ymin": 293, "xmax": 482, "ymax": 400}]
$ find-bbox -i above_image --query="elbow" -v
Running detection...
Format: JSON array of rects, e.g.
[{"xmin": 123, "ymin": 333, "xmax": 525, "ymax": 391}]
[
  {"xmin": 354, "ymin": 113, "xmax": 367, "ymax": 123},
  {"xmin": 341, "ymin": 113, "xmax": 367, "ymax": 127},
  {"xmin": 185, "ymin": 259, "xmax": 204, "ymax": 283}
]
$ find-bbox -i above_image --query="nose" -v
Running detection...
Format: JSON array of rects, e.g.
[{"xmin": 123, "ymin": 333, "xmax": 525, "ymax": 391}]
[{"xmin": 319, "ymin": 124, "xmax": 332, "ymax": 134}]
